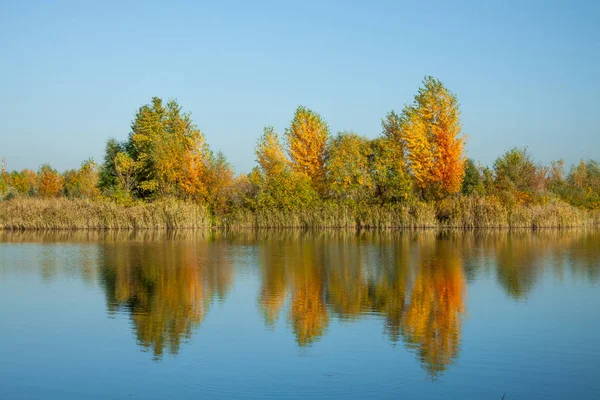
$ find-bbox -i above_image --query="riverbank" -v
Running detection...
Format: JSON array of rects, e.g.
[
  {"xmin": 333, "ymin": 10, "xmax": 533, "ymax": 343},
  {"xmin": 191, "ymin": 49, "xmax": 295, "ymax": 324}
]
[{"xmin": 1, "ymin": 197, "xmax": 598, "ymax": 230}]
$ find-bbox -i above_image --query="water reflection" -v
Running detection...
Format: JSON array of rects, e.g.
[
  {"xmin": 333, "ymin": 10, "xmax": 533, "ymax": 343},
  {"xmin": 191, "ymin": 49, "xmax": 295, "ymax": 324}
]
[
  {"xmin": 99, "ymin": 234, "xmax": 233, "ymax": 359},
  {"xmin": 1, "ymin": 229, "xmax": 599, "ymax": 378}
]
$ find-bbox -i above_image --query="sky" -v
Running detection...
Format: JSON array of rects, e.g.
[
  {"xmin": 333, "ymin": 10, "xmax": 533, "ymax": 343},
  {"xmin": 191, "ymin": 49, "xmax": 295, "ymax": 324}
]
[{"xmin": 0, "ymin": 0, "xmax": 598, "ymax": 174}]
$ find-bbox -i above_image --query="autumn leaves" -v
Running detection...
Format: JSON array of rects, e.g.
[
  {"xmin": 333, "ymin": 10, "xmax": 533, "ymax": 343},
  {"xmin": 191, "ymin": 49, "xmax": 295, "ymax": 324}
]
[
  {"xmin": 0, "ymin": 77, "xmax": 468, "ymax": 210},
  {"xmin": 251, "ymin": 77, "xmax": 467, "ymax": 211}
]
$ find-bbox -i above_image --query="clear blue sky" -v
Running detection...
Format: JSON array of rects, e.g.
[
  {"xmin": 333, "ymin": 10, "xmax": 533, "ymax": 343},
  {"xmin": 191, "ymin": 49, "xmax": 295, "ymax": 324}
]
[{"xmin": 1, "ymin": 0, "xmax": 598, "ymax": 174}]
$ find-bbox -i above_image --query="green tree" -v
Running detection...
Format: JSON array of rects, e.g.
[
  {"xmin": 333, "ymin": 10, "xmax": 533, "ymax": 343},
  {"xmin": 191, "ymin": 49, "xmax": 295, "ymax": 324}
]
[
  {"xmin": 493, "ymin": 147, "xmax": 546, "ymax": 204},
  {"xmin": 326, "ymin": 132, "xmax": 372, "ymax": 202},
  {"xmin": 128, "ymin": 97, "xmax": 207, "ymax": 199},
  {"xmin": 461, "ymin": 158, "xmax": 483, "ymax": 195},
  {"xmin": 368, "ymin": 138, "xmax": 413, "ymax": 203},
  {"xmin": 99, "ymin": 138, "xmax": 125, "ymax": 192}
]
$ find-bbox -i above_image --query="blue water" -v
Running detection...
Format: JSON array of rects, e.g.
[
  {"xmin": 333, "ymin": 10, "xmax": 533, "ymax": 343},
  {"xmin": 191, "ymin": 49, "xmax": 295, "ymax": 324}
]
[{"xmin": 1, "ymin": 230, "xmax": 599, "ymax": 399}]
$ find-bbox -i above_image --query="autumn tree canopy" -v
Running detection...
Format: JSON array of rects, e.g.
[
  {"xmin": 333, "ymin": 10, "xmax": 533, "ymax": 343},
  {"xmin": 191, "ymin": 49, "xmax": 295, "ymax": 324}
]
[
  {"xmin": 399, "ymin": 76, "xmax": 466, "ymax": 199},
  {"xmin": 285, "ymin": 106, "xmax": 330, "ymax": 192}
]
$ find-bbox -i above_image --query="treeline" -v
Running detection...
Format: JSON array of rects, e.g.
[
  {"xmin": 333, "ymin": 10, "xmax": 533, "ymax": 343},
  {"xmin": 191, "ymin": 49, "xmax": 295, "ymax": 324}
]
[{"xmin": 1, "ymin": 77, "xmax": 599, "ymax": 228}]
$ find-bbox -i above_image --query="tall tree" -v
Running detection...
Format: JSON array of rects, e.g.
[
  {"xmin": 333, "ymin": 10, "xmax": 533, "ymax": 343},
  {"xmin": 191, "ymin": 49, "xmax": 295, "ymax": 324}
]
[
  {"xmin": 256, "ymin": 126, "xmax": 287, "ymax": 178},
  {"xmin": 285, "ymin": 106, "xmax": 330, "ymax": 191},
  {"xmin": 326, "ymin": 132, "xmax": 372, "ymax": 202},
  {"xmin": 250, "ymin": 126, "xmax": 317, "ymax": 212},
  {"xmin": 461, "ymin": 158, "xmax": 482, "ymax": 195},
  {"xmin": 38, "ymin": 164, "xmax": 63, "ymax": 198},
  {"xmin": 128, "ymin": 97, "xmax": 207, "ymax": 199},
  {"xmin": 99, "ymin": 138, "xmax": 124, "ymax": 191},
  {"xmin": 401, "ymin": 77, "xmax": 466, "ymax": 198},
  {"xmin": 368, "ymin": 138, "xmax": 413, "ymax": 203}
]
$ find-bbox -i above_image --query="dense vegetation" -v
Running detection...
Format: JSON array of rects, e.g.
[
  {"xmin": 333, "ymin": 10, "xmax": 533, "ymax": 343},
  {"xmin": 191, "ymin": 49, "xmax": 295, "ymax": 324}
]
[{"xmin": 1, "ymin": 77, "xmax": 599, "ymax": 229}]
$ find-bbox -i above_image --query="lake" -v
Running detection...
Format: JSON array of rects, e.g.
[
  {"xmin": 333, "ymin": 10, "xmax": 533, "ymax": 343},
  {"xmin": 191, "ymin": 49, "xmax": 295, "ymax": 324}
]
[{"xmin": 1, "ymin": 230, "xmax": 599, "ymax": 399}]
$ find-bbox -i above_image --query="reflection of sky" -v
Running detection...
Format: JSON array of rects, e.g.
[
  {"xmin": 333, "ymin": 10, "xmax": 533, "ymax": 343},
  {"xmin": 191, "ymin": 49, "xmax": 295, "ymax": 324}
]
[{"xmin": 0, "ymin": 234, "xmax": 599, "ymax": 400}]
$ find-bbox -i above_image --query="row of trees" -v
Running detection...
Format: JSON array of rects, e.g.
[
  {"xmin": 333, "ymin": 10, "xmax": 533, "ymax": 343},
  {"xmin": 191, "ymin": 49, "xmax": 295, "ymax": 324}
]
[
  {"xmin": 1, "ymin": 76, "xmax": 598, "ymax": 211},
  {"xmin": 0, "ymin": 160, "xmax": 99, "ymax": 199},
  {"xmin": 248, "ymin": 77, "xmax": 466, "ymax": 211}
]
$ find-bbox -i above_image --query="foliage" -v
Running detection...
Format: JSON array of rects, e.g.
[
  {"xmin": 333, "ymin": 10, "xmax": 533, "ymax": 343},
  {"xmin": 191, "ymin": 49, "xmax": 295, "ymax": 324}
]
[
  {"xmin": 551, "ymin": 160, "xmax": 600, "ymax": 209},
  {"xmin": 63, "ymin": 159, "xmax": 99, "ymax": 199},
  {"xmin": 256, "ymin": 126, "xmax": 288, "ymax": 178},
  {"xmin": 326, "ymin": 132, "xmax": 372, "ymax": 202},
  {"xmin": 400, "ymin": 76, "xmax": 466, "ymax": 199},
  {"xmin": 38, "ymin": 164, "xmax": 63, "ymax": 198},
  {"xmin": 127, "ymin": 97, "xmax": 208, "ymax": 199},
  {"xmin": 249, "ymin": 127, "xmax": 318, "ymax": 213},
  {"xmin": 99, "ymin": 138, "xmax": 124, "ymax": 191},
  {"xmin": 285, "ymin": 106, "xmax": 330, "ymax": 192},
  {"xmin": 2, "ymin": 80, "xmax": 599, "ymax": 228},
  {"xmin": 368, "ymin": 137, "xmax": 413, "ymax": 203},
  {"xmin": 204, "ymin": 151, "xmax": 235, "ymax": 215},
  {"xmin": 492, "ymin": 147, "xmax": 546, "ymax": 206},
  {"xmin": 461, "ymin": 158, "xmax": 483, "ymax": 195}
]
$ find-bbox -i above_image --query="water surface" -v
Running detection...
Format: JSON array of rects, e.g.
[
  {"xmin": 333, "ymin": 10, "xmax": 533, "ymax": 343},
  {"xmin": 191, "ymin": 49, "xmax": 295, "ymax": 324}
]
[{"xmin": 1, "ymin": 230, "xmax": 599, "ymax": 399}]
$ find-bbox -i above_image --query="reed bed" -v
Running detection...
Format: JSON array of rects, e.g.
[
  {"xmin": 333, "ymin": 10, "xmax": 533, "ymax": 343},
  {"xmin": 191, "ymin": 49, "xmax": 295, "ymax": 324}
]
[
  {"xmin": 0, "ymin": 197, "xmax": 210, "ymax": 230},
  {"xmin": 0, "ymin": 196, "xmax": 597, "ymax": 230}
]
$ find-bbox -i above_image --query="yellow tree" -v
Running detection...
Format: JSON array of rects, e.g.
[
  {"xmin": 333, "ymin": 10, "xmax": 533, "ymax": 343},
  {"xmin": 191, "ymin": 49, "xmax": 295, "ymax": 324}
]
[
  {"xmin": 38, "ymin": 164, "xmax": 63, "ymax": 198},
  {"xmin": 401, "ymin": 77, "xmax": 466, "ymax": 198},
  {"xmin": 326, "ymin": 132, "xmax": 372, "ymax": 202},
  {"xmin": 251, "ymin": 126, "xmax": 318, "ymax": 212},
  {"xmin": 10, "ymin": 169, "xmax": 37, "ymax": 195},
  {"xmin": 256, "ymin": 126, "xmax": 288, "ymax": 177},
  {"xmin": 204, "ymin": 151, "xmax": 235, "ymax": 214},
  {"xmin": 77, "ymin": 159, "xmax": 100, "ymax": 198},
  {"xmin": 285, "ymin": 106, "xmax": 330, "ymax": 191}
]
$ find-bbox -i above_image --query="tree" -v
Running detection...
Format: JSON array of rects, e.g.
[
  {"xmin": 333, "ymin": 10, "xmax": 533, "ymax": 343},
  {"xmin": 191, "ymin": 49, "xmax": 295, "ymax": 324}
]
[
  {"xmin": 285, "ymin": 106, "xmax": 330, "ymax": 191},
  {"xmin": 114, "ymin": 152, "xmax": 137, "ymax": 194},
  {"xmin": 251, "ymin": 127, "xmax": 318, "ymax": 212},
  {"xmin": 493, "ymin": 148, "xmax": 546, "ymax": 197},
  {"xmin": 8, "ymin": 169, "xmax": 37, "ymax": 195},
  {"xmin": 128, "ymin": 97, "xmax": 208, "ymax": 199},
  {"xmin": 326, "ymin": 132, "xmax": 372, "ymax": 202},
  {"xmin": 256, "ymin": 126, "xmax": 287, "ymax": 178},
  {"xmin": 401, "ymin": 77, "xmax": 466, "ymax": 199},
  {"xmin": 461, "ymin": 158, "xmax": 483, "ymax": 195},
  {"xmin": 77, "ymin": 159, "xmax": 100, "ymax": 198},
  {"xmin": 64, "ymin": 159, "xmax": 100, "ymax": 199},
  {"xmin": 99, "ymin": 138, "xmax": 124, "ymax": 191},
  {"xmin": 382, "ymin": 110, "xmax": 405, "ymax": 145},
  {"xmin": 204, "ymin": 151, "xmax": 235, "ymax": 214},
  {"xmin": 558, "ymin": 160, "xmax": 600, "ymax": 209},
  {"xmin": 62, "ymin": 169, "xmax": 79, "ymax": 198},
  {"xmin": 38, "ymin": 164, "xmax": 63, "ymax": 198},
  {"xmin": 368, "ymin": 138, "xmax": 413, "ymax": 203}
]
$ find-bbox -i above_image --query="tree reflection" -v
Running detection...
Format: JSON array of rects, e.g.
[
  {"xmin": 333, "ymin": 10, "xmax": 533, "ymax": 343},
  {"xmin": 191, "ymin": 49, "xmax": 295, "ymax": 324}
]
[
  {"xmin": 288, "ymin": 240, "xmax": 329, "ymax": 346},
  {"xmin": 401, "ymin": 238, "xmax": 466, "ymax": 378},
  {"xmin": 99, "ymin": 234, "xmax": 232, "ymax": 359},
  {"xmin": 255, "ymin": 231, "xmax": 466, "ymax": 377},
  {"xmin": 21, "ymin": 228, "xmax": 595, "ymax": 377}
]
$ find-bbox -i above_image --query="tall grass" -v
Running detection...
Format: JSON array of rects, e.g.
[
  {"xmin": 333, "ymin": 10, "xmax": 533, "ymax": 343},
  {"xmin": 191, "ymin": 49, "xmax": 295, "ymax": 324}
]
[
  {"xmin": 0, "ymin": 197, "xmax": 210, "ymax": 230},
  {"xmin": 435, "ymin": 195, "xmax": 596, "ymax": 229},
  {"xmin": 0, "ymin": 195, "xmax": 597, "ymax": 230}
]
